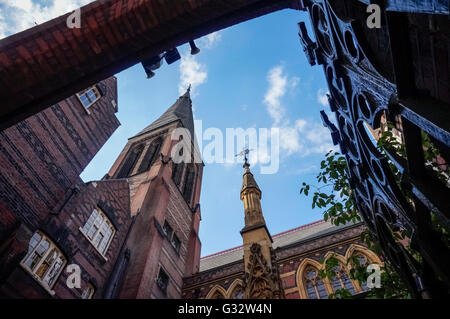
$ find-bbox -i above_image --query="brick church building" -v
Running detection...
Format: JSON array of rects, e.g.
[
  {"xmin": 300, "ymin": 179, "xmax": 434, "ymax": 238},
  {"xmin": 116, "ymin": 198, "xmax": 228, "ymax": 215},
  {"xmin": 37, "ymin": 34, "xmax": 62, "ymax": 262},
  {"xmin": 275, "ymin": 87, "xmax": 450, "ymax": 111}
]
[{"xmin": 0, "ymin": 78, "xmax": 380, "ymax": 299}]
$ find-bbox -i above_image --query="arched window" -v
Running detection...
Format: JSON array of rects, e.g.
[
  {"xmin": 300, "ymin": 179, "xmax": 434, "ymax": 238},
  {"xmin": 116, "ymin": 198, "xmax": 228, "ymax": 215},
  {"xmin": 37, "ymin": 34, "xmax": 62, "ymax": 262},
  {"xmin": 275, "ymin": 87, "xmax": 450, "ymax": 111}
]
[
  {"xmin": 172, "ymin": 162, "xmax": 185, "ymax": 189},
  {"xmin": 205, "ymin": 285, "xmax": 228, "ymax": 299},
  {"xmin": 116, "ymin": 145, "xmax": 144, "ymax": 178},
  {"xmin": 21, "ymin": 231, "xmax": 66, "ymax": 291},
  {"xmin": 330, "ymin": 264, "xmax": 356, "ymax": 294},
  {"xmin": 234, "ymin": 290, "xmax": 244, "ymax": 299},
  {"xmin": 228, "ymin": 280, "xmax": 244, "ymax": 299},
  {"xmin": 345, "ymin": 244, "xmax": 383, "ymax": 293},
  {"xmin": 137, "ymin": 137, "xmax": 163, "ymax": 174},
  {"xmin": 304, "ymin": 267, "xmax": 328, "ymax": 299},
  {"xmin": 211, "ymin": 291, "xmax": 225, "ymax": 299},
  {"xmin": 182, "ymin": 165, "xmax": 196, "ymax": 205},
  {"xmin": 353, "ymin": 253, "xmax": 371, "ymax": 291}
]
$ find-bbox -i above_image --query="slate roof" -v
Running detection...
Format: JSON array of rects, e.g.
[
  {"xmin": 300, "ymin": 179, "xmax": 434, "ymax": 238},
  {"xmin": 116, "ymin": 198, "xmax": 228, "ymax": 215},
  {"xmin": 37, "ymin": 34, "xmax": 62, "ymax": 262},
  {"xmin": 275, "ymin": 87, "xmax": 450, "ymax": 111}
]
[
  {"xmin": 132, "ymin": 89, "xmax": 195, "ymax": 140},
  {"xmin": 199, "ymin": 219, "xmax": 360, "ymax": 272}
]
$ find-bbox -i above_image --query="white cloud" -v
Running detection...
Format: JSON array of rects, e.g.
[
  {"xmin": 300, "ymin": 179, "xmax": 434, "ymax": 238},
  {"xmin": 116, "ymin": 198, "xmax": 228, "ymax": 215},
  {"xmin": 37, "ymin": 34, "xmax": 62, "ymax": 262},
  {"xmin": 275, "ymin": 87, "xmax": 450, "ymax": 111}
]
[
  {"xmin": 2, "ymin": 0, "xmax": 33, "ymax": 11},
  {"xmin": 264, "ymin": 66, "xmax": 288, "ymax": 125},
  {"xmin": 178, "ymin": 54, "xmax": 207, "ymax": 97},
  {"xmin": 199, "ymin": 31, "xmax": 222, "ymax": 49},
  {"xmin": 0, "ymin": 0, "xmax": 94, "ymax": 39},
  {"xmin": 317, "ymin": 88, "xmax": 329, "ymax": 107},
  {"xmin": 279, "ymin": 126, "xmax": 302, "ymax": 155},
  {"xmin": 290, "ymin": 76, "xmax": 300, "ymax": 89},
  {"xmin": 262, "ymin": 65, "xmax": 337, "ymax": 159},
  {"xmin": 0, "ymin": 9, "xmax": 6, "ymax": 39},
  {"xmin": 177, "ymin": 32, "xmax": 222, "ymax": 98}
]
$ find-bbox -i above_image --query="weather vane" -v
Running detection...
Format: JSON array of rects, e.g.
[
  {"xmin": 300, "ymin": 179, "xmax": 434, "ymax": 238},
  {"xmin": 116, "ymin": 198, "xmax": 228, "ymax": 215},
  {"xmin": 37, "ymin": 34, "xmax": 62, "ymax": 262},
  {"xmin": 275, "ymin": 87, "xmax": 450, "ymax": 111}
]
[{"xmin": 235, "ymin": 148, "xmax": 254, "ymax": 167}]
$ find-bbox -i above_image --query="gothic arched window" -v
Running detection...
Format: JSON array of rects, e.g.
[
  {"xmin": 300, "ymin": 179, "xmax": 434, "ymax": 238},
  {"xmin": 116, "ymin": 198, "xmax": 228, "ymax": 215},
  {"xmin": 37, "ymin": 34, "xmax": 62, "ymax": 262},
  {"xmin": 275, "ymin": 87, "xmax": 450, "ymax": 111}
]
[
  {"xmin": 211, "ymin": 291, "xmax": 225, "ymax": 299},
  {"xmin": 345, "ymin": 244, "xmax": 383, "ymax": 293},
  {"xmin": 229, "ymin": 282, "xmax": 244, "ymax": 299},
  {"xmin": 353, "ymin": 253, "xmax": 371, "ymax": 291},
  {"xmin": 182, "ymin": 165, "xmax": 196, "ymax": 205},
  {"xmin": 330, "ymin": 264, "xmax": 356, "ymax": 294},
  {"xmin": 137, "ymin": 137, "xmax": 163, "ymax": 174},
  {"xmin": 172, "ymin": 162, "xmax": 185, "ymax": 189},
  {"xmin": 304, "ymin": 267, "xmax": 328, "ymax": 299},
  {"xmin": 116, "ymin": 145, "xmax": 144, "ymax": 178}
]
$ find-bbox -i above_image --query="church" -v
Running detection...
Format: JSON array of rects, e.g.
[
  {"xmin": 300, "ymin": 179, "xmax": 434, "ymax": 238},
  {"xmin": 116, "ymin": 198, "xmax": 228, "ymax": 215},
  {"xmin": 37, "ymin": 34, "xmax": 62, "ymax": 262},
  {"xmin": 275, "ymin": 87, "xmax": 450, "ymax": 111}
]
[{"xmin": 0, "ymin": 75, "xmax": 381, "ymax": 299}]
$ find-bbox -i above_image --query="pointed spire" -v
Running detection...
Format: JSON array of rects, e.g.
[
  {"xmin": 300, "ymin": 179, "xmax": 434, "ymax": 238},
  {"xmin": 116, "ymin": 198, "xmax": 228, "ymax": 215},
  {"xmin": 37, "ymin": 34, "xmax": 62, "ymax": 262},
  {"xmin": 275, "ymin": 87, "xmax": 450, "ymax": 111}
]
[
  {"xmin": 241, "ymin": 162, "xmax": 261, "ymax": 197},
  {"xmin": 237, "ymin": 149, "xmax": 260, "ymax": 195},
  {"xmin": 132, "ymin": 89, "xmax": 195, "ymax": 140}
]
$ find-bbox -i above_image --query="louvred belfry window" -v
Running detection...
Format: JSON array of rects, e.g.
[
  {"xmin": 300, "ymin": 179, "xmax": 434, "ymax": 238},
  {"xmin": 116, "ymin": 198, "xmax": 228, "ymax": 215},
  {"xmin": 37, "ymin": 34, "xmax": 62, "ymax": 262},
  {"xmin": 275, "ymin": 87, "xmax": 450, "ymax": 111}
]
[
  {"xmin": 182, "ymin": 165, "xmax": 196, "ymax": 205},
  {"xmin": 116, "ymin": 145, "xmax": 144, "ymax": 178},
  {"xmin": 172, "ymin": 162, "xmax": 185, "ymax": 189},
  {"xmin": 137, "ymin": 137, "xmax": 163, "ymax": 174}
]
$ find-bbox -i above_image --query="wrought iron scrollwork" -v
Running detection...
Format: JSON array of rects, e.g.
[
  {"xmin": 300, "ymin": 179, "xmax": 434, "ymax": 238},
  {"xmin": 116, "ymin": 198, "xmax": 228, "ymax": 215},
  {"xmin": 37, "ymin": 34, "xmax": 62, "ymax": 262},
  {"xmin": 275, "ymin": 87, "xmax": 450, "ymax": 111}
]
[{"xmin": 299, "ymin": 0, "xmax": 450, "ymax": 298}]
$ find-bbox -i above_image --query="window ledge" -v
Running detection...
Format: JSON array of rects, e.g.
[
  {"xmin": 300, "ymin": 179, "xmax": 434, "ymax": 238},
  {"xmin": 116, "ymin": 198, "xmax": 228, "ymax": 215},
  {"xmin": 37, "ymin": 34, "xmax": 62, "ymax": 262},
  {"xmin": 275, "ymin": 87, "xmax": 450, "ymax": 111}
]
[
  {"xmin": 20, "ymin": 264, "xmax": 56, "ymax": 297},
  {"xmin": 78, "ymin": 227, "xmax": 109, "ymax": 262}
]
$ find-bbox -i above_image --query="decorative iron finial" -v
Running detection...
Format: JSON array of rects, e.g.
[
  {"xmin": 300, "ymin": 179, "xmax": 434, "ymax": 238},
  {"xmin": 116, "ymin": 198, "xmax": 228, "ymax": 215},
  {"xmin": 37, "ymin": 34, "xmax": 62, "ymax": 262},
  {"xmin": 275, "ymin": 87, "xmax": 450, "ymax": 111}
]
[
  {"xmin": 187, "ymin": 84, "xmax": 191, "ymax": 94},
  {"xmin": 235, "ymin": 148, "xmax": 253, "ymax": 168}
]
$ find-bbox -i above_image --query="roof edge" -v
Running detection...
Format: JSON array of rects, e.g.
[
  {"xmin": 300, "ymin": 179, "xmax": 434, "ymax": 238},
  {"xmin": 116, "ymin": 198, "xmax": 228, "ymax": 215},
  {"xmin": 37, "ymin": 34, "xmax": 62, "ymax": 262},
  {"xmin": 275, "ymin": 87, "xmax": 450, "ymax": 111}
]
[{"xmin": 200, "ymin": 219, "xmax": 327, "ymax": 260}]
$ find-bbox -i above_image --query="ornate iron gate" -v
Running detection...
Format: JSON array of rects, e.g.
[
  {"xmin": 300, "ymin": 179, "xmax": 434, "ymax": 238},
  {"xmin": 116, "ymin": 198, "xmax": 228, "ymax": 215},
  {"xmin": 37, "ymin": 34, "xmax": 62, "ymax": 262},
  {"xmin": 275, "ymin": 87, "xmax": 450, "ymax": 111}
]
[{"xmin": 299, "ymin": 0, "xmax": 450, "ymax": 298}]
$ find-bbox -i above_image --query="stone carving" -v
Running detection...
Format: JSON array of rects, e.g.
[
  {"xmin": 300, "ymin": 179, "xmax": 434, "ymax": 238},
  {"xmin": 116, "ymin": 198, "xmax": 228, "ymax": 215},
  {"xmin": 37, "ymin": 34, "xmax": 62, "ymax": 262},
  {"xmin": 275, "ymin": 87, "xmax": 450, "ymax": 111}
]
[{"xmin": 243, "ymin": 243, "xmax": 285, "ymax": 299}]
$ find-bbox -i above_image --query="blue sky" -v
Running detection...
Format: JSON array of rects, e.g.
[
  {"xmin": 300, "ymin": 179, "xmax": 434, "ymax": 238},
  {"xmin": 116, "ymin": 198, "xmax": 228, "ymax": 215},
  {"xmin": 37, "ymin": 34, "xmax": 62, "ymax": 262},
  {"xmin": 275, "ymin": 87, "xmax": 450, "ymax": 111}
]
[{"xmin": 1, "ymin": 1, "xmax": 336, "ymax": 257}]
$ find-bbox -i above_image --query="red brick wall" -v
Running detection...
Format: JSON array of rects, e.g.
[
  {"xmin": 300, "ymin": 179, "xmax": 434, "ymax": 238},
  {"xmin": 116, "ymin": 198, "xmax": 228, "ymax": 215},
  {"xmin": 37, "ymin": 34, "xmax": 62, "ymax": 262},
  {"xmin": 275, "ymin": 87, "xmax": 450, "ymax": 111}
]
[
  {"xmin": 0, "ymin": 77, "xmax": 123, "ymax": 298},
  {"xmin": 0, "ymin": 77, "xmax": 119, "ymax": 229},
  {"xmin": 0, "ymin": 180, "xmax": 132, "ymax": 299},
  {"xmin": 182, "ymin": 224, "xmax": 367, "ymax": 299},
  {"xmin": 114, "ymin": 124, "xmax": 203, "ymax": 299}
]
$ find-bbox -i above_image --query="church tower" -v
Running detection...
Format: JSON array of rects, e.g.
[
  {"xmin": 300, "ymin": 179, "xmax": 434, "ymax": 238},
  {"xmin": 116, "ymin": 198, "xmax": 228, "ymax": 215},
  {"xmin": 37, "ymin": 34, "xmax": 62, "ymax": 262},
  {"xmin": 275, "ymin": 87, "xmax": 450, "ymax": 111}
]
[
  {"xmin": 240, "ymin": 158, "xmax": 284, "ymax": 299},
  {"xmin": 107, "ymin": 88, "xmax": 203, "ymax": 299}
]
